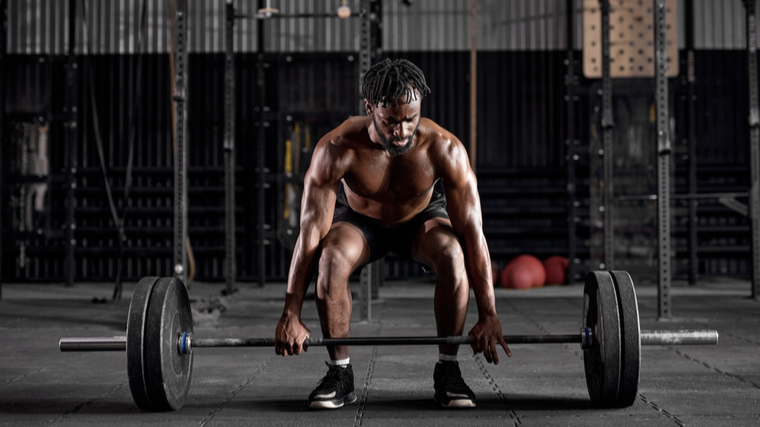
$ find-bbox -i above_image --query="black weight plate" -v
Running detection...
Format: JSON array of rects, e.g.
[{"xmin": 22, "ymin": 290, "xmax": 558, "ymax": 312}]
[
  {"xmin": 583, "ymin": 271, "xmax": 621, "ymax": 408},
  {"xmin": 610, "ymin": 271, "xmax": 641, "ymax": 407},
  {"xmin": 127, "ymin": 276, "xmax": 160, "ymax": 411},
  {"xmin": 144, "ymin": 277, "xmax": 194, "ymax": 411}
]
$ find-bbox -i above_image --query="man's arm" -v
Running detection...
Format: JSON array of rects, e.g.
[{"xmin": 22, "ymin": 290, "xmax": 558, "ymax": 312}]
[
  {"xmin": 275, "ymin": 136, "xmax": 346, "ymax": 356},
  {"xmin": 436, "ymin": 136, "xmax": 511, "ymax": 364}
]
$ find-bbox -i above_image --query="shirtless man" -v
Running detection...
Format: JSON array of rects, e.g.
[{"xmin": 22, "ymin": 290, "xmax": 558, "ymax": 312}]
[{"xmin": 274, "ymin": 58, "xmax": 510, "ymax": 409}]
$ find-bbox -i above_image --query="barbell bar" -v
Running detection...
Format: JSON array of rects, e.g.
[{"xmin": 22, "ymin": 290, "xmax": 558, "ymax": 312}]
[
  {"xmin": 59, "ymin": 329, "xmax": 719, "ymax": 353},
  {"xmin": 57, "ymin": 271, "xmax": 719, "ymax": 412}
]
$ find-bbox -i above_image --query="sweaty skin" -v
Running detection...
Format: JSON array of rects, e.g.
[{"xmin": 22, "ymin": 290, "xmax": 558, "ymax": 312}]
[{"xmin": 274, "ymin": 92, "xmax": 511, "ymax": 364}]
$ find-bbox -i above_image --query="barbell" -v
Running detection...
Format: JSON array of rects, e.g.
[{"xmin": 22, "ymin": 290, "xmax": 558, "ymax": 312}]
[{"xmin": 58, "ymin": 271, "xmax": 718, "ymax": 411}]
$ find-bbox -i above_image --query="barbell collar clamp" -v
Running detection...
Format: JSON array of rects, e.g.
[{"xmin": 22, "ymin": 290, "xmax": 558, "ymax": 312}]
[
  {"xmin": 581, "ymin": 327, "xmax": 593, "ymax": 349},
  {"xmin": 179, "ymin": 332, "xmax": 192, "ymax": 355}
]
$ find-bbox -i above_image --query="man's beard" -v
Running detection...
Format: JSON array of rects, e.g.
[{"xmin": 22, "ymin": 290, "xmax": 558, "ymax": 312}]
[{"xmin": 373, "ymin": 116, "xmax": 417, "ymax": 156}]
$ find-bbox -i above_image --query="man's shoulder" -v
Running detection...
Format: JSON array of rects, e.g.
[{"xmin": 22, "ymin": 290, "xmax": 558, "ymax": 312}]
[
  {"xmin": 322, "ymin": 116, "xmax": 370, "ymax": 149},
  {"xmin": 308, "ymin": 118, "xmax": 368, "ymax": 184},
  {"xmin": 336, "ymin": 116, "xmax": 371, "ymax": 139},
  {"xmin": 418, "ymin": 118, "xmax": 461, "ymax": 152}
]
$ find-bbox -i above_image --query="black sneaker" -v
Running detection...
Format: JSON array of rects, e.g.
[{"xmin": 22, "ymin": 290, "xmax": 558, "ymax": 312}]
[
  {"xmin": 308, "ymin": 362, "xmax": 357, "ymax": 409},
  {"xmin": 433, "ymin": 361, "xmax": 476, "ymax": 408}
]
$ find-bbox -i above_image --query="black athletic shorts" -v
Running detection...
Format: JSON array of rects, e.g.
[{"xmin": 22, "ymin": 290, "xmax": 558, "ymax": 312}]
[{"xmin": 333, "ymin": 184, "xmax": 449, "ymax": 266}]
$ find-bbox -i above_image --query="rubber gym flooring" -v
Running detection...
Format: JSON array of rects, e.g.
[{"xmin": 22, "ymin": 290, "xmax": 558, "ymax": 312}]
[{"xmin": 0, "ymin": 277, "xmax": 758, "ymax": 426}]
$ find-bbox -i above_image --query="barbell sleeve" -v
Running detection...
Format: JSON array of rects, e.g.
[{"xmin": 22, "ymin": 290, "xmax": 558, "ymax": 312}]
[
  {"xmin": 640, "ymin": 330, "xmax": 719, "ymax": 345},
  {"xmin": 59, "ymin": 336, "xmax": 127, "ymax": 352}
]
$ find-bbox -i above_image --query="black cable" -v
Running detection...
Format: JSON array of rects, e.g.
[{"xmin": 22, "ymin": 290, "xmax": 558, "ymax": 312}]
[
  {"xmin": 80, "ymin": 1, "xmax": 121, "ymax": 297},
  {"xmin": 113, "ymin": 0, "xmax": 148, "ymax": 300},
  {"xmin": 80, "ymin": 0, "xmax": 147, "ymax": 300}
]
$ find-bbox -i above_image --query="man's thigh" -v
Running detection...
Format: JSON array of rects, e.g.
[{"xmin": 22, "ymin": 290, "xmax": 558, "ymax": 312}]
[
  {"xmin": 410, "ymin": 217, "xmax": 463, "ymax": 269},
  {"xmin": 320, "ymin": 221, "xmax": 373, "ymax": 274}
]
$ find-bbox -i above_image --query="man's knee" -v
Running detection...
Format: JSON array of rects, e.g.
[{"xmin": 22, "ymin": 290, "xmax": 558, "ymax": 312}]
[
  {"xmin": 430, "ymin": 240, "xmax": 466, "ymax": 276},
  {"xmin": 317, "ymin": 244, "xmax": 356, "ymax": 292}
]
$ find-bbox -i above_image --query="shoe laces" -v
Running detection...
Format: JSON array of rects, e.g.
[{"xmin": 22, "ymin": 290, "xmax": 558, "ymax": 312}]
[
  {"xmin": 316, "ymin": 362, "xmax": 350, "ymax": 391},
  {"xmin": 438, "ymin": 362, "xmax": 468, "ymax": 390}
]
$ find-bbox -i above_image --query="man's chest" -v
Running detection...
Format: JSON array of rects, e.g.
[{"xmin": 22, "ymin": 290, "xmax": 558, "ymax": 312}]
[{"xmin": 343, "ymin": 152, "xmax": 437, "ymax": 200}]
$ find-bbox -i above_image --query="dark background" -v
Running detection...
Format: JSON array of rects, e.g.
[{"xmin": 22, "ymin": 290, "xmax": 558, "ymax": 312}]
[
  {"xmin": 2, "ymin": 49, "xmax": 751, "ymax": 282},
  {"xmin": 0, "ymin": 1, "xmax": 753, "ymax": 284}
]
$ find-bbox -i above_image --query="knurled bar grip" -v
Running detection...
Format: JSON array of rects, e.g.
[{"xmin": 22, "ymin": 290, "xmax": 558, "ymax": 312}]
[
  {"xmin": 192, "ymin": 335, "xmax": 581, "ymax": 347},
  {"xmin": 58, "ymin": 330, "xmax": 719, "ymax": 352}
]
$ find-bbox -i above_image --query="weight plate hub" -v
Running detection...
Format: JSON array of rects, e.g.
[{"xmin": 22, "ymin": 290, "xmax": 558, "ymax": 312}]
[
  {"xmin": 583, "ymin": 271, "xmax": 622, "ymax": 407},
  {"xmin": 145, "ymin": 277, "xmax": 194, "ymax": 411}
]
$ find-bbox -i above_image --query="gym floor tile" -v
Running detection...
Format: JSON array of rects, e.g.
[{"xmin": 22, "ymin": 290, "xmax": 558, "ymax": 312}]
[{"xmin": 0, "ymin": 279, "xmax": 758, "ymax": 426}]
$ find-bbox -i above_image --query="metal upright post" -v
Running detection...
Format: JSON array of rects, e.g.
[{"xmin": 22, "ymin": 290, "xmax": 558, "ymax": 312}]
[
  {"xmin": 370, "ymin": 0, "xmax": 382, "ymax": 63},
  {"xmin": 469, "ymin": 0, "xmax": 477, "ymax": 172},
  {"xmin": 359, "ymin": 0, "xmax": 371, "ymax": 111},
  {"xmin": 685, "ymin": 0, "xmax": 698, "ymax": 286},
  {"xmin": 358, "ymin": 0, "xmax": 374, "ymax": 321},
  {"xmin": 371, "ymin": 0, "xmax": 383, "ymax": 299},
  {"xmin": 64, "ymin": 0, "xmax": 79, "ymax": 287},
  {"xmin": 172, "ymin": 0, "xmax": 189, "ymax": 283},
  {"xmin": 599, "ymin": 0, "xmax": 614, "ymax": 270},
  {"xmin": 356, "ymin": 0, "xmax": 385, "ymax": 319},
  {"xmin": 744, "ymin": 0, "xmax": 760, "ymax": 300},
  {"xmin": 0, "ymin": 0, "xmax": 5, "ymax": 297},
  {"xmin": 565, "ymin": 0, "xmax": 578, "ymax": 283},
  {"xmin": 655, "ymin": 0, "xmax": 672, "ymax": 318},
  {"xmin": 224, "ymin": 1, "xmax": 237, "ymax": 294},
  {"xmin": 256, "ymin": 64, "xmax": 266, "ymax": 288},
  {"xmin": 254, "ymin": 0, "xmax": 266, "ymax": 288},
  {"xmin": 359, "ymin": 263, "xmax": 374, "ymax": 322}
]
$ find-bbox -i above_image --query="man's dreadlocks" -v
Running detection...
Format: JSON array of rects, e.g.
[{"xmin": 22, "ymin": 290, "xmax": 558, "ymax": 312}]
[{"xmin": 362, "ymin": 58, "xmax": 431, "ymax": 107}]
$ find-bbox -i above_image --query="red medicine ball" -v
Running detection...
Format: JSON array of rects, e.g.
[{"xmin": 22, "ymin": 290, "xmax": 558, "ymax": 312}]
[
  {"xmin": 543, "ymin": 256, "xmax": 569, "ymax": 285},
  {"xmin": 491, "ymin": 261, "xmax": 502, "ymax": 287},
  {"xmin": 500, "ymin": 255, "xmax": 546, "ymax": 289}
]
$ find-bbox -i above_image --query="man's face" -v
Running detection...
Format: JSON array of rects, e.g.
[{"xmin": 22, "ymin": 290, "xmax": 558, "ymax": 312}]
[{"xmin": 366, "ymin": 92, "xmax": 422, "ymax": 156}]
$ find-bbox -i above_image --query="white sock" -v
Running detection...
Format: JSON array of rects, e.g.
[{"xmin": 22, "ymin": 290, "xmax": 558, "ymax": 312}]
[
  {"xmin": 438, "ymin": 353, "xmax": 457, "ymax": 363},
  {"xmin": 329, "ymin": 358, "xmax": 350, "ymax": 367}
]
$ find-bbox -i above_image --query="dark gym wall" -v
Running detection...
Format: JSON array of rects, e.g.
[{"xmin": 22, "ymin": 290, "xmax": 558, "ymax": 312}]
[
  {"xmin": 677, "ymin": 50, "xmax": 752, "ymax": 277},
  {"xmin": 3, "ymin": 49, "xmax": 752, "ymax": 281},
  {"xmin": 0, "ymin": 0, "xmax": 756, "ymax": 282},
  {"xmin": 387, "ymin": 51, "xmax": 570, "ymax": 169},
  {"xmin": 1, "ymin": 51, "xmax": 359, "ymax": 282}
]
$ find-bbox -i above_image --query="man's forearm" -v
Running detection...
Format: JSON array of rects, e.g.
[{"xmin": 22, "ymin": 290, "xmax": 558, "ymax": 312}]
[
  {"xmin": 464, "ymin": 234, "xmax": 499, "ymax": 318},
  {"xmin": 282, "ymin": 234, "xmax": 320, "ymax": 317},
  {"xmin": 472, "ymin": 280, "xmax": 498, "ymax": 318}
]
